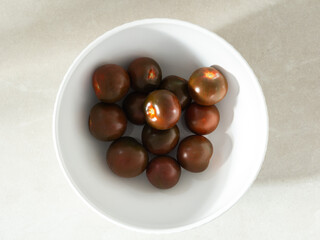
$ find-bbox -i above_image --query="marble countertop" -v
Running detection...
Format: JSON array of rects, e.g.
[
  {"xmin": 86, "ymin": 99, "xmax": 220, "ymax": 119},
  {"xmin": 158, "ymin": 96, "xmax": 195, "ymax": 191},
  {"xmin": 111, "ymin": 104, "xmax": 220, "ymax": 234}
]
[{"xmin": 1, "ymin": 0, "xmax": 319, "ymax": 239}]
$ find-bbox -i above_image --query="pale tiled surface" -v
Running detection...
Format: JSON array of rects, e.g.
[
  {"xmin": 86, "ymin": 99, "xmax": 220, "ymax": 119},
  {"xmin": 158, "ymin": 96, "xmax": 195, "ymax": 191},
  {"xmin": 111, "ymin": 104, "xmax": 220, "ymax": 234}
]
[{"xmin": 1, "ymin": 0, "xmax": 319, "ymax": 239}]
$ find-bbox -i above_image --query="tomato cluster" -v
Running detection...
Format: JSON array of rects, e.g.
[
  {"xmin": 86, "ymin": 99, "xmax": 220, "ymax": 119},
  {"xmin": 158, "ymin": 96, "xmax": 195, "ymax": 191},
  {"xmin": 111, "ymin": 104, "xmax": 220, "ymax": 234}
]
[{"xmin": 88, "ymin": 57, "xmax": 228, "ymax": 189}]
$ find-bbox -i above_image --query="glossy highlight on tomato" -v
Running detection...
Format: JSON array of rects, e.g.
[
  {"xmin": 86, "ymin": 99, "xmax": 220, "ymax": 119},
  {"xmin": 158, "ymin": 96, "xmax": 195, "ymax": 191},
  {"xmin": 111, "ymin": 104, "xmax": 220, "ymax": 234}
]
[
  {"xmin": 144, "ymin": 90, "xmax": 181, "ymax": 130},
  {"xmin": 92, "ymin": 64, "xmax": 130, "ymax": 103},
  {"xmin": 107, "ymin": 137, "xmax": 148, "ymax": 178},
  {"xmin": 88, "ymin": 103, "xmax": 127, "ymax": 141},
  {"xmin": 185, "ymin": 103, "xmax": 220, "ymax": 135},
  {"xmin": 128, "ymin": 57, "xmax": 162, "ymax": 93},
  {"xmin": 188, "ymin": 67, "xmax": 228, "ymax": 105},
  {"xmin": 146, "ymin": 156, "xmax": 181, "ymax": 189},
  {"xmin": 177, "ymin": 135, "xmax": 213, "ymax": 173}
]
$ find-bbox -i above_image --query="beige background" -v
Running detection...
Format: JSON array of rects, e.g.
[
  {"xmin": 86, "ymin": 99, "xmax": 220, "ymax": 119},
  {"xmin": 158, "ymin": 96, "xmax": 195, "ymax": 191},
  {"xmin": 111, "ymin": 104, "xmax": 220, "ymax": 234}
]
[{"xmin": 1, "ymin": 0, "xmax": 319, "ymax": 239}]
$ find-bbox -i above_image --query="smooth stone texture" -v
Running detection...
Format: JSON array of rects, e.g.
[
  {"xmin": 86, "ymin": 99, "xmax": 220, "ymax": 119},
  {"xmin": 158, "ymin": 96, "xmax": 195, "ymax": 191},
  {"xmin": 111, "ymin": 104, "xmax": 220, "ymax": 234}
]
[{"xmin": 1, "ymin": 0, "xmax": 320, "ymax": 239}]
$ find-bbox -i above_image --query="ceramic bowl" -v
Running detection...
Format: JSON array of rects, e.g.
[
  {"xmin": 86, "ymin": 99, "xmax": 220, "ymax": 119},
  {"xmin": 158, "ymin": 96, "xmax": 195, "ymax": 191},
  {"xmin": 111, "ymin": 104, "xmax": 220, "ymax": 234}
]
[{"xmin": 53, "ymin": 18, "xmax": 268, "ymax": 233}]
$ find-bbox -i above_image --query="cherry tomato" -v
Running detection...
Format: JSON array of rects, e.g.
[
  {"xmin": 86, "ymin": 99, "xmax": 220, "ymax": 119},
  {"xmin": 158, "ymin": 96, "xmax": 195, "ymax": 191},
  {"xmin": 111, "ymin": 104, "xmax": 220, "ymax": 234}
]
[
  {"xmin": 142, "ymin": 125, "xmax": 179, "ymax": 155},
  {"xmin": 92, "ymin": 64, "xmax": 130, "ymax": 103},
  {"xmin": 159, "ymin": 75, "xmax": 191, "ymax": 109},
  {"xmin": 144, "ymin": 90, "xmax": 181, "ymax": 130},
  {"xmin": 188, "ymin": 67, "xmax": 228, "ymax": 105},
  {"xmin": 89, "ymin": 103, "xmax": 127, "ymax": 141},
  {"xmin": 146, "ymin": 156, "xmax": 181, "ymax": 189},
  {"xmin": 185, "ymin": 103, "xmax": 220, "ymax": 135},
  {"xmin": 177, "ymin": 135, "xmax": 213, "ymax": 173},
  {"xmin": 107, "ymin": 137, "xmax": 148, "ymax": 178},
  {"xmin": 123, "ymin": 92, "xmax": 147, "ymax": 125},
  {"xmin": 128, "ymin": 57, "xmax": 162, "ymax": 93}
]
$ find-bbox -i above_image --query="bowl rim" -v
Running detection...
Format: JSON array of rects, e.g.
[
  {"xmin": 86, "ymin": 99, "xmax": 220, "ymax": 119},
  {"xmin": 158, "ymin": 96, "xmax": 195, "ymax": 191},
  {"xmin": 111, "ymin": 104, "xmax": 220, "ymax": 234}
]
[{"xmin": 52, "ymin": 18, "xmax": 269, "ymax": 234}]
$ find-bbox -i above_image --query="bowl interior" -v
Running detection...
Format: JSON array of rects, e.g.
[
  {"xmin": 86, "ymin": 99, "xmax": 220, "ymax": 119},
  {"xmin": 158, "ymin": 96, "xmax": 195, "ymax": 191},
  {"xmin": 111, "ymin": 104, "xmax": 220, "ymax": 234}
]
[{"xmin": 54, "ymin": 19, "xmax": 268, "ymax": 232}]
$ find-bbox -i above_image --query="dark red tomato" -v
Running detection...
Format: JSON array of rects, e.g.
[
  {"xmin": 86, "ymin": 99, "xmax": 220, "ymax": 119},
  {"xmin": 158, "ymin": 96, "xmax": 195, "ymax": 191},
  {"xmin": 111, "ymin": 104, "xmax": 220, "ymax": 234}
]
[
  {"xmin": 185, "ymin": 103, "xmax": 220, "ymax": 135},
  {"xmin": 92, "ymin": 64, "xmax": 130, "ymax": 103},
  {"xmin": 188, "ymin": 67, "xmax": 228, "ymax": 105},
  {"xmin": 159, "ymin": 75, "xmax": 191, "ymax": 109},
  {"xmin": 141, "ymin": 125, "xmax": 179, "ymax": 155},
  {"xmin": 88, "ymin": 103, "xmax": 127, "ymax": 141},
  {"xmin": 128, "ymin": 57, "xmax": 162, "ymax": 93},
  {"xmin": 177, "ymin": 135, "xmax": 213, "ymax": 173},
  {"xmin": 146, "ymin": 156, "xmax": 181, "ymax": 189},
  {"xmin": 107, "ymin": 137, "xmax": 148, "ymax": 178},
  {"xmin": 123, "ymin": 92, "xmax": 147, "ymax": 125},
  {"xmin": 144, "ymin": 90, "xmax": 181, "ymax": 130}
]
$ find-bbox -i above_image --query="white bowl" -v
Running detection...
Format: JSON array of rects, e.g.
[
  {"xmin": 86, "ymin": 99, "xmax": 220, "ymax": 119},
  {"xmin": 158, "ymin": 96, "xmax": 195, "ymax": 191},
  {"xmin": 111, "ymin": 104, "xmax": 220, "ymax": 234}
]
[{"xmin": 53, "ymin": 18, "xmax": 268, "ymax": 233}]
